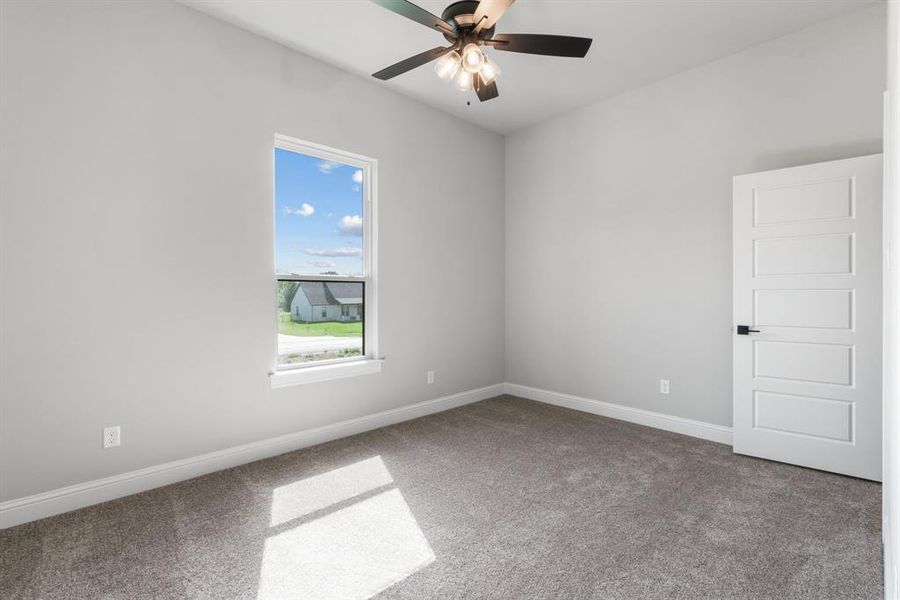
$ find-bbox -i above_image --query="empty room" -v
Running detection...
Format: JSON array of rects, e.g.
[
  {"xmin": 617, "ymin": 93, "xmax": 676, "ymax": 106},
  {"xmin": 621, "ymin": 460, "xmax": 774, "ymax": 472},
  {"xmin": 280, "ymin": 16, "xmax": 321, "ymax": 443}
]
[{"xmin": 2, "ymin": 0, "xmax": 900, "ymax": 598}]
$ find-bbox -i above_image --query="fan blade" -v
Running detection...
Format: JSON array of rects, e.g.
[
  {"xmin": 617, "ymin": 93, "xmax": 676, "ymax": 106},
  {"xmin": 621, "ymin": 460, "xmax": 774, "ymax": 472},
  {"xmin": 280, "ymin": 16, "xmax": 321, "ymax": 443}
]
[
  {"xmin": 372, "ymin": 46, "xmax": 453, "ymax": 80},
  {"xmin": 475, "ymin": 78, "xmax": 499, "ymax": 102},
  {"xmin": 473, "ymin": 0, "xmax": 515, "ymax": 33},
  {"xmin": 488, "ymin": 34, "xmax": 592, "ymax": 58},
  {"xmin": 370, "ymin": 0, "xmax": 456, "ymax": 35}
]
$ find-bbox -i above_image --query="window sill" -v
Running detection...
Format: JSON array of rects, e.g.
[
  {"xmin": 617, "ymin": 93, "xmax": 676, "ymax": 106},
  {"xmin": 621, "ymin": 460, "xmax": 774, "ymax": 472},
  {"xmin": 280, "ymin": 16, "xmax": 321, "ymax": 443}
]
[{"xmin": 270, "ymin": 359, "xmax": 383, "ymax": 389}]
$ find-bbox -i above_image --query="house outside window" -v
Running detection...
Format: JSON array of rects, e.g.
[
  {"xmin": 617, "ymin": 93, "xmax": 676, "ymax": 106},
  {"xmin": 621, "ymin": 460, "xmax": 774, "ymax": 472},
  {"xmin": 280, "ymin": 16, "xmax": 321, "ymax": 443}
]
[{"xmin": 274, "ymin": 134, "xmax": 377, "ymax": 370}]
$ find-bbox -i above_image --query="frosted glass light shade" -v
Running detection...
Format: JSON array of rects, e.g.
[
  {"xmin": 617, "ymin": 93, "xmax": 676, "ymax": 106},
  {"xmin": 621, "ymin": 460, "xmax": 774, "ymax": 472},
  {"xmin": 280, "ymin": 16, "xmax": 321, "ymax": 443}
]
[
  {"xmin": 479, "ymin": 55, "xmax": 501, "ymax": 85},
  {"xmin": 461, "ymin": 43, "xmax": 484, "ymax": 74},
  {"xmin": 434, "ymin": 51, "xmax": 461, "ymax": 81},
  {"xmin": 454, "ymin": 69, "xmax": 474, "ymax": 91}
]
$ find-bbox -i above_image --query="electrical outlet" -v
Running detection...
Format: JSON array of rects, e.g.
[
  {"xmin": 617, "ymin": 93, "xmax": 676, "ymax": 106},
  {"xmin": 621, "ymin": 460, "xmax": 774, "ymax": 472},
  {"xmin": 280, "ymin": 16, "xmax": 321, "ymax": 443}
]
[
  {"xmin": 659, "ymin": 379, "xmax": 670, "ymax": 394},
  {"xmin": 426, "ymin": 370, "xmax": 435, "ymax": 385},
  {"xmin": 103, "ymin": 426, "xmax": 121, "ymax": 449}
]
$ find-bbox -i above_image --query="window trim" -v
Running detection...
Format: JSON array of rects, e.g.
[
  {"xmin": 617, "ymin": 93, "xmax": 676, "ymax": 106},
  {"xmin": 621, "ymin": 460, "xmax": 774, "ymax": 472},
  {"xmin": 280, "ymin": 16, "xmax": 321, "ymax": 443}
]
[
  {"xmin": 270, "ymin": 358, "xmax": 384, "ymax": 388},
  {"xmin": 271, "ymin": 134, "xmax": 379, "ymax": 384}
]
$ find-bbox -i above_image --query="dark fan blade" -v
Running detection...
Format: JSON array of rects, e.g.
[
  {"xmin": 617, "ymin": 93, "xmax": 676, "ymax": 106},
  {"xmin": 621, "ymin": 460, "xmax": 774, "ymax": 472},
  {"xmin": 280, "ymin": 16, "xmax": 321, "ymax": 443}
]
[
  {"xmin": 473, "ymin": 0, "xmax": 515, "ymax": 32},
  {"xmin": 489, "ymin": 34, "xmax": 592, "ymax": 58},
  {"xmin": 373, "ymin": 46, "xmax": 453, "ymax": 80},
  {"xmin": 370, "ymin": 0, "xmax": 456, "ymax": 35},
  {"xmin": 475, "ymin": 78, "xmax": 499, "ymax": 102}
]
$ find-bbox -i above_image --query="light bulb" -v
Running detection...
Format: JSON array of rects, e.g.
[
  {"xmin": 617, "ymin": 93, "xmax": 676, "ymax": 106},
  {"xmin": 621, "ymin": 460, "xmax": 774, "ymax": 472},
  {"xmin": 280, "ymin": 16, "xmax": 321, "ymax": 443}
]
[
  {"xmin": 479, "ymin": 55, "xmax": 501, "ymax": 85},
  {"xmin": 461, "ymin": 43, "xmax": 484, "ymax": 74},
  {"xmin": 454, "ymin": 69, "xmax": 474, "ymax": 91},
  {"xmin": 434, "ymin": 51, "xmax": 460, "ymax": 81}
]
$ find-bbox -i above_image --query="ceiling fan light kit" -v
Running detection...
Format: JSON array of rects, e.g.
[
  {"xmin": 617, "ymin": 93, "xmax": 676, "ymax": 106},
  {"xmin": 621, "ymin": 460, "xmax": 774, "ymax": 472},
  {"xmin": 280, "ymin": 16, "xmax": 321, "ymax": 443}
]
[
  {"xmin": 371, "ymin": 0, "xmax": 593, "ymax": 102},
  {"xmin": 437, "ymin": 42, "xmax": 496, "ymax": 90}
]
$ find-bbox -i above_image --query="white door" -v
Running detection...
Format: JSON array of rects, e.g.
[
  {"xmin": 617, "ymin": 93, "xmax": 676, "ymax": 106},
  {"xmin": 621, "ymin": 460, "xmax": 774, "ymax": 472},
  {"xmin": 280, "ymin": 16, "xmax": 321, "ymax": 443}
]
[{"xmin": 733, "ymin": 154, "xmax": 883, "ymax": 481}]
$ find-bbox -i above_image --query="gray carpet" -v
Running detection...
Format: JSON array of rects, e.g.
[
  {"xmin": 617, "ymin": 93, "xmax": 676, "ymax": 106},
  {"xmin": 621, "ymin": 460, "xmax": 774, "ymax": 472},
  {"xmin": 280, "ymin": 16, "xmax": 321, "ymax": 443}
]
[{"xmin": 0, "ymin": 396, "xmax": 883, "ymax": 599}]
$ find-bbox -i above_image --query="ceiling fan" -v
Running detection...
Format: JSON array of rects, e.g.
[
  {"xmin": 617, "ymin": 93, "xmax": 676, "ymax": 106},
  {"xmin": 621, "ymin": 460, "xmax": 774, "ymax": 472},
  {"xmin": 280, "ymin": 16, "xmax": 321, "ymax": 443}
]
[{"xmin": 370, "ymin": 0, "xmax": 592, "ymax": 102}]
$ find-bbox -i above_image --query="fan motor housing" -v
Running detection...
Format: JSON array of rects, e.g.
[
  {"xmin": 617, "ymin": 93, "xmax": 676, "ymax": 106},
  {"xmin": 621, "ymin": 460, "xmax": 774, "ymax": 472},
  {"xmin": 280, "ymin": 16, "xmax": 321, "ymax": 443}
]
[{"xmin": 441, "ymin": 1, "xmax": 495, "ymax": 43}]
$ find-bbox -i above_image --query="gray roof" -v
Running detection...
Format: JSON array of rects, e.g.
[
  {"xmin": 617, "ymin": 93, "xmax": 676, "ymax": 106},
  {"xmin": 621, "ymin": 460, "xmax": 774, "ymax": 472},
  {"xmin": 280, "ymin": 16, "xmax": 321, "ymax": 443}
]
[{"xmin": 296, "ymin": 281, "xmax": 363, "ymax": 306}]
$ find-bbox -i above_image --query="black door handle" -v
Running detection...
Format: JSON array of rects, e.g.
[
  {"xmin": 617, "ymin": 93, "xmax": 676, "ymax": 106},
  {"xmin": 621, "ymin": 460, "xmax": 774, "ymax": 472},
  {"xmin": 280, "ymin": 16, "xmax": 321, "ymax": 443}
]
[{"xmin": 736, "ymin": 325, "xmax": 759, "ymax": 335}]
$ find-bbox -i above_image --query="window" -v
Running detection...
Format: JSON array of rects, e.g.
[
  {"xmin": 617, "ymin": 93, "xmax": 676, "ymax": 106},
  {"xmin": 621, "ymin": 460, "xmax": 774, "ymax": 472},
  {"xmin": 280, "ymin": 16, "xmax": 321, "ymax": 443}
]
[{"xmin": 274, "ymin": 135, "xmax": 377, "ymax": 373}]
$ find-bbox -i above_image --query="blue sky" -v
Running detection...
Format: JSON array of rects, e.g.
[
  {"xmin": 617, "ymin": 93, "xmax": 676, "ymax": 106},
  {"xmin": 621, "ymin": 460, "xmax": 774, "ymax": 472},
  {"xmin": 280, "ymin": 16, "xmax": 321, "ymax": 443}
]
[{"xmin": 275, "ymin": 148, "xmax": 363, "ymax": 276}]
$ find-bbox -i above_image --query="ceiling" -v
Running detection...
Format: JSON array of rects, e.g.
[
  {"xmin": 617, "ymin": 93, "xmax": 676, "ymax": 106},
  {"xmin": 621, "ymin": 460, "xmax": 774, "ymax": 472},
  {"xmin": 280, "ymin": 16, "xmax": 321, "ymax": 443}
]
[{"xmin": 181, "ymin": 0, "xmax": 879, "ymax": 135}]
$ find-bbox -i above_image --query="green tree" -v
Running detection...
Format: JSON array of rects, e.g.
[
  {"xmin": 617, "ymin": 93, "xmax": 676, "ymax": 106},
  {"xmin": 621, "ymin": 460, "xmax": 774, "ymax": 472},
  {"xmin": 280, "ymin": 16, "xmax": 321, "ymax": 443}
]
[{"xmin": 277, "ymin": 281, "xmax": 299, "ymax": 312}]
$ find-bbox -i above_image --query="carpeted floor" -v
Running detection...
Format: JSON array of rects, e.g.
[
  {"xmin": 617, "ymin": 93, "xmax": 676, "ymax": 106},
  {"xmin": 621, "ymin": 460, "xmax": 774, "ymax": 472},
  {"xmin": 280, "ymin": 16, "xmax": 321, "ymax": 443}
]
[{"xmin": 0, "ymin": 395, "xmax": 883, "ymax": 599}]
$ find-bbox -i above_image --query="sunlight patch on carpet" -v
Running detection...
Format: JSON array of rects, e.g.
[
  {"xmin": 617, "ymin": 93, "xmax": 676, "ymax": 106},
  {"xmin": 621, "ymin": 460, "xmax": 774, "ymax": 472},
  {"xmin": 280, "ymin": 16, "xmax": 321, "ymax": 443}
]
[
  {"xmin": 258, "ymin": 458, "xmax": 434, "ymax": 600},
  {"xmin": 269, "ymin": 456, "xmax": 393, "ymax": 526}
]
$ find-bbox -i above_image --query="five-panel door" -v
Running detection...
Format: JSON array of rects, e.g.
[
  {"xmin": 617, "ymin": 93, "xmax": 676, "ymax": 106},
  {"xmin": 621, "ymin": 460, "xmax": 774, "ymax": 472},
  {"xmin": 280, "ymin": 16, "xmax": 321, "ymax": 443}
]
[{"xmin": 733, "ymin": 154, "xmax": 882, "ymax": 481}]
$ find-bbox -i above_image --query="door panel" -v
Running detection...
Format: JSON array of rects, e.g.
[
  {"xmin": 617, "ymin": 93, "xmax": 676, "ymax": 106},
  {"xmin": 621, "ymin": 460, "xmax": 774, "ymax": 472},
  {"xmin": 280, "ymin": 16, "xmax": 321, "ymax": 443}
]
[
  {"xmin": 754, "ymin": 391, "xmax": 852, "ymax": 442},
  {"xmin": 754, "ymin": 177, "xmax": 853, "ymax": 225},
  {"xmin": 754, "ymin": 289, "xmax": 853, "ymax": 329},
  {"xmin": 754, "ymin": 233, "xmax": 853, "ymax": 276},
  {"xmin": 754, "ymin": 340, "xmax": 853, "ymax": 386},
  {"xmin": 733, "ymin": 154, "xmax": 882, "ymax": 481}
]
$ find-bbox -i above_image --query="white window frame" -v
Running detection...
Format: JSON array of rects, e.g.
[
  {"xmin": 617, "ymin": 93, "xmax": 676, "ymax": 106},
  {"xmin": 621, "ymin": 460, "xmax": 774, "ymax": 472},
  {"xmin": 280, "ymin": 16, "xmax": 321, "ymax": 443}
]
[{"xmin": 270, "ymin": 134, "xmax": 380, "ymax": 388}]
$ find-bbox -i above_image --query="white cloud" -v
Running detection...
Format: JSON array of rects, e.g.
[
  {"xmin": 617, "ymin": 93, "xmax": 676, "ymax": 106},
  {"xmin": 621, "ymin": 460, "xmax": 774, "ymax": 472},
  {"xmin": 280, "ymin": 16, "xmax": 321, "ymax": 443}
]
[
  {"xmin": 284, "ymin": 202, "xmax": 315, "ymax": 217},
  {"xmin": 311, "ymin": 260, "xmax": 337, "ymax": 268},
  {"xmin": 304, "ymin": 247, "xmax": 363, "ymax": 257},
  {"xmin": 352, "ymin": 170, "xmax": 363, "ymax": 184},
  {"xmin": 318, "ymin": 160, "xmax": 342, "ymax": 174},
  {"xmin": 338, "ymin": 215, "xmax": 363, "ymax": 237}
]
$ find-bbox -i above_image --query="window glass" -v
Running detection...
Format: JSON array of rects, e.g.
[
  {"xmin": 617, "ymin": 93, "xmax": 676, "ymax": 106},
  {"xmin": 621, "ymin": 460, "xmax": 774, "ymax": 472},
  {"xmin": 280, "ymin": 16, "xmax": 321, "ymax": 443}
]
[
  {"xmin": 275, "ymin": 149, "xmax": 364, "ymax": 277},
  {"xmin": 277, "ymin": 281, "xmax": 364, "ymax": 365}
]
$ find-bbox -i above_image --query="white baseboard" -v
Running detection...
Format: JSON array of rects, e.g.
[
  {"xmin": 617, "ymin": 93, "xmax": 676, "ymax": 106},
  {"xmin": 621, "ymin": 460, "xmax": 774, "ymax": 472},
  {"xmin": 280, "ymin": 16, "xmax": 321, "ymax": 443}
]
[
  {"xmin": 504, "ymin": 382, "xmax": 733, "ymax": 445},
  {"xmin": 0, "ymin": 383, "xmax": 505, "ymax": 529}
]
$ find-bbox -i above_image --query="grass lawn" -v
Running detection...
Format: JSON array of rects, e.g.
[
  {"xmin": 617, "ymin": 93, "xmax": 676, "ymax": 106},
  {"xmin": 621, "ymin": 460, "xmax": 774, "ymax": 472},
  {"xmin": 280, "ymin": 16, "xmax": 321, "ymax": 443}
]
[{"xmin": 278, "ymin": 312, "xmax": 362, "ymax": 337}]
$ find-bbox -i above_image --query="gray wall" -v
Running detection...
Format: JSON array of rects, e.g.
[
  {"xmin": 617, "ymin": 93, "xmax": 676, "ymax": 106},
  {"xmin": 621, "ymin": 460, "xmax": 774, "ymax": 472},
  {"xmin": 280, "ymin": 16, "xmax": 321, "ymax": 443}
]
[
  {"xmin": 505, "ymin": 6, "xmax": 885, "ymax": 427},
  {"xmin": 0, "ymin": 1, "xmax": 505, "ymax": 501}
]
